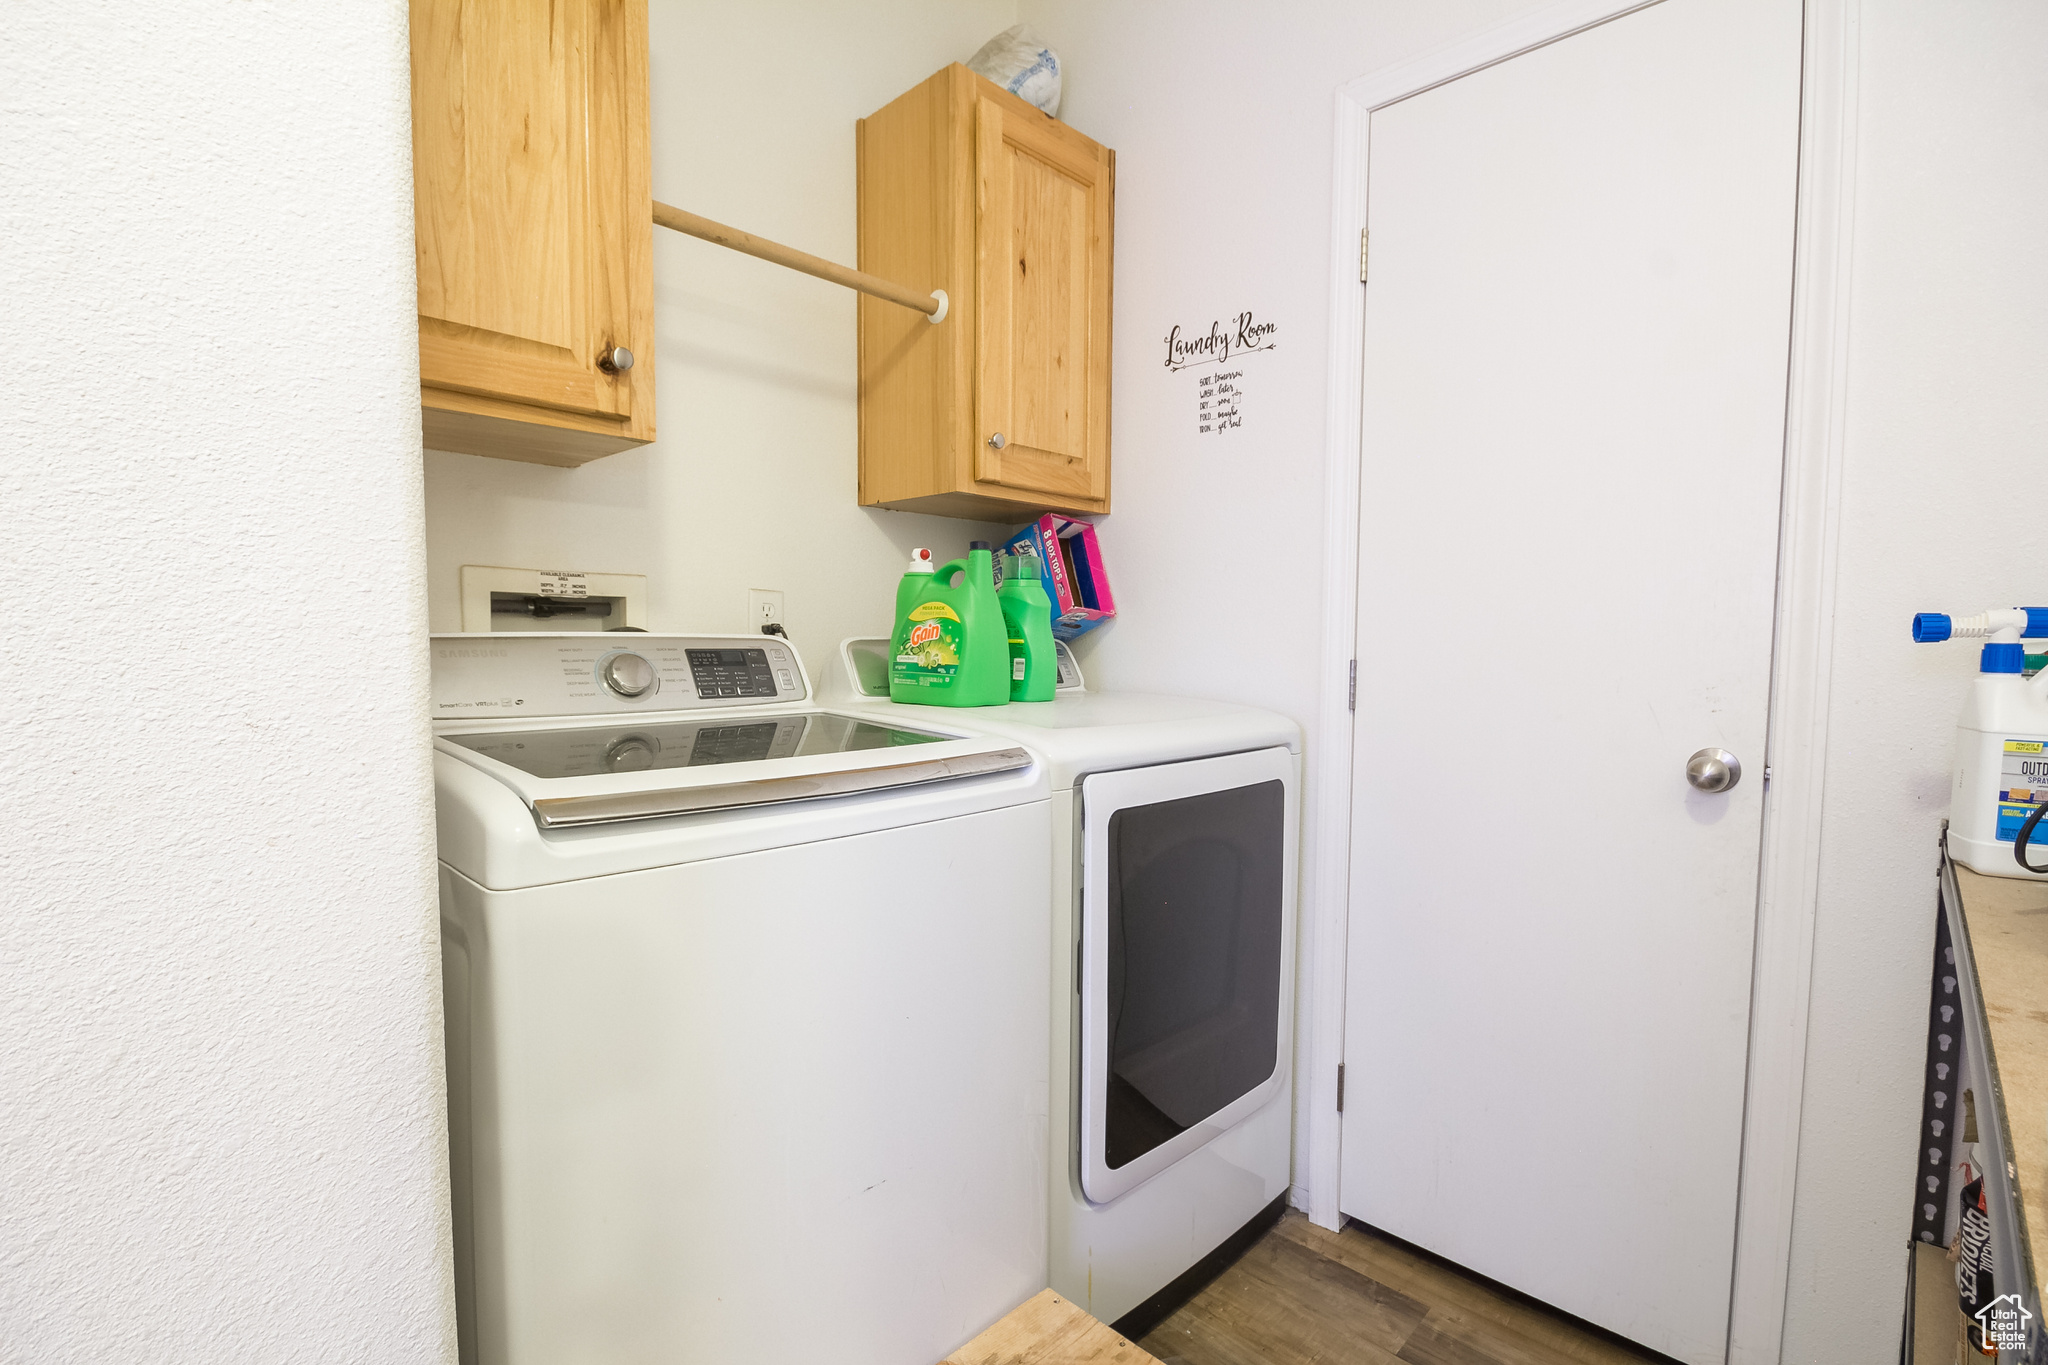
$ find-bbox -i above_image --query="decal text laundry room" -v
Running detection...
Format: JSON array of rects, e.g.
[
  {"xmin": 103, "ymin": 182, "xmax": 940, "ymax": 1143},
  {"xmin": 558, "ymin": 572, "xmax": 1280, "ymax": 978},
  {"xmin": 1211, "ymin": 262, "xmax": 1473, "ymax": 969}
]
[
  {"xmin": 1164, "ymin": 310, "xmax": 1278, "ymax": 437},
  {"xmin": 1162, "ymin": 311, "xmax": 1278, "ymax": 372}
]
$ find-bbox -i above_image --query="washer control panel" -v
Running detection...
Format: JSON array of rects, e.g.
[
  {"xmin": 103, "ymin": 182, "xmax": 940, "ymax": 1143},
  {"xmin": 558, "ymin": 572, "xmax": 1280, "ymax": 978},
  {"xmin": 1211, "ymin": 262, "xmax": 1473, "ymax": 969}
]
[
  {"xmin": 431, "ymin": 633, "xmax": 809, "ymax": 721},
  {"xmin": 686, "ymin": 647, "xmax": 784, "ymax": 700}
]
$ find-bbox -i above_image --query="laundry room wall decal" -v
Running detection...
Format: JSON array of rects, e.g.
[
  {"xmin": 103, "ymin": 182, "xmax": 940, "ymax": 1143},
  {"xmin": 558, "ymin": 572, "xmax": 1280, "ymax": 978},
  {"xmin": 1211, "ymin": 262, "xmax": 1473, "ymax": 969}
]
[{"xmin": 1162, "ymin": 311, "xmax": 1278, "ymax": 437}]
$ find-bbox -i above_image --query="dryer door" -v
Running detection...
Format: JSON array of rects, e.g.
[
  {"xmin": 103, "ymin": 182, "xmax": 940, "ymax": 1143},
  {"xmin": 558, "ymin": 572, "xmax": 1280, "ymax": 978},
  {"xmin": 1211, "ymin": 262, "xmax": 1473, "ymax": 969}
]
[{"xmin": 1078, "ymin": 746, "xmax": 1297, "ymax": 1204}]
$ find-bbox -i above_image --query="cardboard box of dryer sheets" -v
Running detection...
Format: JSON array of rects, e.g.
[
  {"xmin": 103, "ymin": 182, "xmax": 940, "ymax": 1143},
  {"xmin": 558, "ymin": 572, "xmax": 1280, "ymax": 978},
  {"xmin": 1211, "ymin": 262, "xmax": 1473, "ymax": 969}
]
[{"xmin": 1002, "ymin": 514, "xmax": 1115, "ymax": 641}]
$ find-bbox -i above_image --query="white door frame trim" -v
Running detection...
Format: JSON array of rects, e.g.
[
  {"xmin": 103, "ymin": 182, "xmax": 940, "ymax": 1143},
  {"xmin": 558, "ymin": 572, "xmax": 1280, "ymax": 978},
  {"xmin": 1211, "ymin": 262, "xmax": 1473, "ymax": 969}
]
[
  {"xmin": 1304, "ymin": 3, "xmax": 1856, "ymax": 1362},
  {"xmin": 1726, "ymin": 1, "xmax": 1858, "ymax": 1360}
]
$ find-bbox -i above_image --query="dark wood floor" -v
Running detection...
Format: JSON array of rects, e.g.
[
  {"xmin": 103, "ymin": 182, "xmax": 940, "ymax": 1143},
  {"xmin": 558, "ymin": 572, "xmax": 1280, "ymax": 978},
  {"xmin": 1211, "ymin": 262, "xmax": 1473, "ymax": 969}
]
[{"xmin": 1136, "ymin": 1211, "xmax": 1674, "ymax": 1365}]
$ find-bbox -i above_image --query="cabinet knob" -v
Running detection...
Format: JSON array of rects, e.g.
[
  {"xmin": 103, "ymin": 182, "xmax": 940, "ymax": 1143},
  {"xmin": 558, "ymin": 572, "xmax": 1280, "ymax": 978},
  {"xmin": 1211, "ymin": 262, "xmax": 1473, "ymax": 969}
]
[
  {"xmin": 987, "ymin": 432, "xmax": 1006, "ymax": 449},
  {"xmin": 598, "ymin": 346, "xmax": 634, "ymax": 374}
]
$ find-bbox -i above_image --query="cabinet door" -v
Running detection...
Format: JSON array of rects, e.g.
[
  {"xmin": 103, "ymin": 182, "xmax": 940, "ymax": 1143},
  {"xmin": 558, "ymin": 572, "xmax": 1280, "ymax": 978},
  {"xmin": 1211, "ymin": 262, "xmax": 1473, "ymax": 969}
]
[
  {"xmin": 973, "ymin": 98, "xmax": 1112, "ymax": 503},
  {"xmin": 412, "ymin": 0, "xmax": 641, "ymax": 425}
]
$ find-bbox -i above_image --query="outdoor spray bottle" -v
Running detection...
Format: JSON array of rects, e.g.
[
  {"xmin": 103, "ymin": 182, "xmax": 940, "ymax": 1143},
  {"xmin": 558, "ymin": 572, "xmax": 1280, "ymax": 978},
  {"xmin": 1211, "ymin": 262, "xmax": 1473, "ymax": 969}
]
[{"xmin": 1912, "ymin": 606, "xmax": 2048, "ymax": 878}]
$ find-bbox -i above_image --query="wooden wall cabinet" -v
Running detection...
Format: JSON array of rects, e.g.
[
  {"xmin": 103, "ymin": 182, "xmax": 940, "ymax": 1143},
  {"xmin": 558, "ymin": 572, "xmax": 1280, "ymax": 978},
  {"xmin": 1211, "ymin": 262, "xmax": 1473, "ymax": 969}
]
[
  {"xmin": 410, "ymin": 0, "xmax": 653, "ymax": 467},
  {"xmin": 858, "ymin": 66, "xmax": 1115, "ymax": 520}
]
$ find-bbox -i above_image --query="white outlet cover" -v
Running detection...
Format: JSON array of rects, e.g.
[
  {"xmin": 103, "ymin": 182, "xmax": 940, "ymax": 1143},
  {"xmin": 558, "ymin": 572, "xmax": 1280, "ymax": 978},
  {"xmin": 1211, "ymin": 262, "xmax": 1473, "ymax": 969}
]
[{"xmin": 747, "ymin": 588, "xmax": 785, "ymax": 626}]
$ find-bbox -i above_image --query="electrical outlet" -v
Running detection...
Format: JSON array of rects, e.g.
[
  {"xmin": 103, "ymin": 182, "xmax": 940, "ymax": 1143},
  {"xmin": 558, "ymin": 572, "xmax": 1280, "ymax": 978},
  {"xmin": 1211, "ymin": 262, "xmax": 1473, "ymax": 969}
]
[{"xmin": 747, "ymin": 588, "xmax": 785, "ymax": 629}]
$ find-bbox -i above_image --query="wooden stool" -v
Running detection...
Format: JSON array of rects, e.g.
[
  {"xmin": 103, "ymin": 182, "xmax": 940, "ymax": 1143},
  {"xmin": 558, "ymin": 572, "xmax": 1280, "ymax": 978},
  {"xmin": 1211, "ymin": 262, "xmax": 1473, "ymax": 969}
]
[{"xmin": 941, "ymin": 1290, "xmax": 1162, "ymax": 1364}]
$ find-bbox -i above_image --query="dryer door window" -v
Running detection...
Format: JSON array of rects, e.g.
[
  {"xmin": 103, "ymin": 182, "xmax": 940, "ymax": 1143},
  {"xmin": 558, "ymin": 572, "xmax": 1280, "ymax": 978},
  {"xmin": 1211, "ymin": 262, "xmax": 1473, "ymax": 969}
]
[
  {"xmin": 1105, "ymin": 780, "xmax": 1284, "ymax": 1168},
  {"xmin": 1079, "ymin": 746, "xmax": 1296, "ymax": 1204}
]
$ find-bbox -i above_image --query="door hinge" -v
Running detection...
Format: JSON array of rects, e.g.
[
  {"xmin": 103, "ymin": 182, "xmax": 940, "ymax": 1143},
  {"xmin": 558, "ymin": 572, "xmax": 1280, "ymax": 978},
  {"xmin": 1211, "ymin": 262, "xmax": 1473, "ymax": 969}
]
[
  {"xmin": 1336, "ymin": 1063, "xmax": 1347, "ymax": 1113},
  {"xmin": 1359, "ymin": 228, "xmax": 1370, "ymax": 283},
  {"xmin": 1347, "ymin": 659, "xmax": 1357, "ymax": 712}
]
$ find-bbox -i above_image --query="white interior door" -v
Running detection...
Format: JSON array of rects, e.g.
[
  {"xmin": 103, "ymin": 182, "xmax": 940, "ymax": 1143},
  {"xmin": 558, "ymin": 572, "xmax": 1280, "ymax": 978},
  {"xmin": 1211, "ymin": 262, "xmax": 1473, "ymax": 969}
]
[{"xmin": 1337, "ymin": 2, "xmax": 1801, "ymax": 1361}]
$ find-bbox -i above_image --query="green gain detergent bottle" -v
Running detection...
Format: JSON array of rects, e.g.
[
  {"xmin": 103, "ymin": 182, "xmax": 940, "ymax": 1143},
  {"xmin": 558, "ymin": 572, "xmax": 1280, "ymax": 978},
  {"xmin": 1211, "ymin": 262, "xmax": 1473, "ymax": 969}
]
[
  {"xmin": 998, "ymin": 549, "xmax": 1056, "ymax": 701},
  {"xmin": 890, "ymin": 540, "xmax": 1010, "ymax": 706}
]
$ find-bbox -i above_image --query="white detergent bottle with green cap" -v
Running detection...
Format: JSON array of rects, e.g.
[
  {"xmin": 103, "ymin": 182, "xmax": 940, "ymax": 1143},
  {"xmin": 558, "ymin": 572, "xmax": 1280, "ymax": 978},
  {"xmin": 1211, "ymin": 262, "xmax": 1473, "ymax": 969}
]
[{"xmin": 1912, "ymin": 607, "xmax": 2048, "ymax": 877}]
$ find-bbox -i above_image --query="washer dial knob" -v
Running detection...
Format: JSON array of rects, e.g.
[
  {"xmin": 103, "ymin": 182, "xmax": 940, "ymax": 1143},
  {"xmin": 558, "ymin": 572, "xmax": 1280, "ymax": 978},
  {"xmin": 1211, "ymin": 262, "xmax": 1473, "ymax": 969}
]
[
  {"xmin": 601, "ymin": 652, "xmax": 658, "ymax": 699},
  {"xmin": 604, "ymin": 735, "xmax": 658, "ymax": 771}
]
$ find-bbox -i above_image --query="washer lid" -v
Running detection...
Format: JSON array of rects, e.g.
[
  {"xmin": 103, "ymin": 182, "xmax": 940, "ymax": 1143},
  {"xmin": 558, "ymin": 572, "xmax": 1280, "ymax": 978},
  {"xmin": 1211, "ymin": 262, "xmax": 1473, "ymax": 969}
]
[
  {"xmin": 446, "ymin": 710, "xmax": 954, "ymax": 779},
  {"xmin": 436, "ymin": 708, "xmax": 1031, "ymax": 827}
]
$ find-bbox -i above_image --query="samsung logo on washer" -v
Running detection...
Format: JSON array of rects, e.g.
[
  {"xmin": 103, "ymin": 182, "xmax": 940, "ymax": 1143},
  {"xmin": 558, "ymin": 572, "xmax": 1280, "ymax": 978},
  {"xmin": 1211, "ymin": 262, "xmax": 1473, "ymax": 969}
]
[{"xmin": 438, "ymin": 647, "xmax": 510, "ymax": 658}]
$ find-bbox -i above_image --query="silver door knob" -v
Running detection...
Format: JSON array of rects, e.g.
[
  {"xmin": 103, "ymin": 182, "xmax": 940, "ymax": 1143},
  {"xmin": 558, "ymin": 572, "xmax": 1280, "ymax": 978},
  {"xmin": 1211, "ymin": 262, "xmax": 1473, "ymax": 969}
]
[
  {"xmin": 987, "ymin": 432, "xmax": 1006, "ymax": 449},
  {"xmin": 1685, "ymin": 748, "xmax": 1741, "ymax": 793},
  {"xmin": 598, "ymin": 346, "xmax": 634, "ymax": 373}
]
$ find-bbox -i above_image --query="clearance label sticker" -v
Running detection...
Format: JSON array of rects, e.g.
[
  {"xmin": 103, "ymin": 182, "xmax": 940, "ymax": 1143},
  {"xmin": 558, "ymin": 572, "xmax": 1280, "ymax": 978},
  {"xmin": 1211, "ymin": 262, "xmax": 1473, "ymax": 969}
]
[
  {"xmin": 537, "ymin": 570, "xmax": 588, "ymax": 598},
  {"xmin": 1995, "ymin": 739, "xmax": 2048, "ymax": 842}
]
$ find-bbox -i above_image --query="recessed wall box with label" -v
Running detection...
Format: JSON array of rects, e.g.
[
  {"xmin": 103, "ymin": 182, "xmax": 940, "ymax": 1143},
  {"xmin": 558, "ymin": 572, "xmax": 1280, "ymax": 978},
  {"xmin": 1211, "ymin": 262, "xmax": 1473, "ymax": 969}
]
[{"xmin": 459, "ymin": 565, "xmax": 649, "ymax": 633}]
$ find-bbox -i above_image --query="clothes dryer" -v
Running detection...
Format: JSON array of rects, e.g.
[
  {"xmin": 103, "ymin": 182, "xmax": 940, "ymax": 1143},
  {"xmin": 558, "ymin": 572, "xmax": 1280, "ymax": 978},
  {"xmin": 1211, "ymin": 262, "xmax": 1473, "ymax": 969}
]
[{"xmin": 830, "ymin": 654, "xmax": 1301, "ymax": 1330}]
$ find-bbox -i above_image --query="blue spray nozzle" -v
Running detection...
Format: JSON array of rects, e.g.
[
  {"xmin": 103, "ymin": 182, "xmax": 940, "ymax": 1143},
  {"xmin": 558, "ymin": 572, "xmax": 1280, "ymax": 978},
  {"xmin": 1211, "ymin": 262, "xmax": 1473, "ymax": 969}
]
[{"xmin": 1911, "ymin": 609, "xmax": 2048, "ymax": 643}]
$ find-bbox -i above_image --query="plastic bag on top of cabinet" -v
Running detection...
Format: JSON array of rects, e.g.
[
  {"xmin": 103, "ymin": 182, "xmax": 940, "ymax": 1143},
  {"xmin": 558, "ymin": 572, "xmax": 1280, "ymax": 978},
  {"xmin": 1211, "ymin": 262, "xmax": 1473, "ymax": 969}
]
[{"xmin": 967, "ymin": 24, "xmax": 1062, "ymax": 117}]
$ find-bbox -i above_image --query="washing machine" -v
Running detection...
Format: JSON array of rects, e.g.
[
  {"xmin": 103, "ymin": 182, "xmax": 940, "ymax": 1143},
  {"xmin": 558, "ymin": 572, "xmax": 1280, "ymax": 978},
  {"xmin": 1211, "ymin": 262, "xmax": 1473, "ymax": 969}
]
[
  {"xmin": 431, "ymin": 632, "xmax": 1053, "ymax": 1365},
  {"xmin": 830, "ymin": 642, "xmax": 1301, "ymax": 1331}
]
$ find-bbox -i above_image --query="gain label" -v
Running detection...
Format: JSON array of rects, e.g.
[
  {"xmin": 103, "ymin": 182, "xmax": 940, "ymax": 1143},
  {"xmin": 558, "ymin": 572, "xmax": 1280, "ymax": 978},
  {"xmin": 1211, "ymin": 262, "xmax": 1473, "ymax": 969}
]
[{"xmin": 893, "ymin": 600, "xmax": 963, "ymax": 689}]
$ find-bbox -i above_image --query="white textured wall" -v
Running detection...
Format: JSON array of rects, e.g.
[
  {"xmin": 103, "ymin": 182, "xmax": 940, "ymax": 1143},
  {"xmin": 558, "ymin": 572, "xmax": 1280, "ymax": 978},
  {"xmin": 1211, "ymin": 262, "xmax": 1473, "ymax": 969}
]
[
  {"xmin": 421, "ymin": 0, "xmax": 1019, "ymax": 678},
  {"xmin": 1780, "ymin": 3, "xmax": 2048, "ymax": 1360},
  {"xmin": 0, "ymin": 4, "xmax": 451, "ymax": 1361}
]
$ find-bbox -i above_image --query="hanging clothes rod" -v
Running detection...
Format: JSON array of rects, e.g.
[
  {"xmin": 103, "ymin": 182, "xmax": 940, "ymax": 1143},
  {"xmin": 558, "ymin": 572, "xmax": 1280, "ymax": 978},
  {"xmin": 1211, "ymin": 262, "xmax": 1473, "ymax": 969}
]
[{"xmin": 651, "ymin": 200, "xmax": 947, "ymax": 323}]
